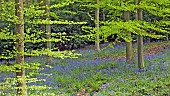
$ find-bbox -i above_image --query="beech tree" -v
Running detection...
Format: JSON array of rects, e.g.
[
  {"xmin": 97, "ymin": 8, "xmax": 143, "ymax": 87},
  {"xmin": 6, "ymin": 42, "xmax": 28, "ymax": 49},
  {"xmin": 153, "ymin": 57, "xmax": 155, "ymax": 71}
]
[
  {"xmin": 38, "ymin": 0, "xmax": 52, "ymax": 64},
  {"xmin": 124, "ymin": 11, "xmax": 133, "ymax": 64},
  {"xmin": 99, "ymin": 0, "xmax": 167, "ymax": 69},
  {"xmin": 123, "ymin": 0, "xmax": 133, "ymax": 64},
  {"xmin": 135, "ymin": 0, "xmax": 169, "ymax": 69},
  {"xmin": 45, "ymin": 0, "xmax": 52, "ymax": 64},
  {"xmin": 15, "ymin": 0, "xmax": 28, "ymax": 95},
  {"xmin": 95, "ymin": 0, "xmax": 100, "ymax": 51},
  {"xmin": 0, "ymin": 0, "xmax": 169, "ymax": 95},
  {"xmin": 75, "ymin": 0, "xmax": 101, "ymax": 51},
  {"xmin": 0, "ymin": 0, "xmax": 84, "ymax": 95},
  {"xmin": 135, "ymin": 0, "xmax": 144, "ymax": 69}
]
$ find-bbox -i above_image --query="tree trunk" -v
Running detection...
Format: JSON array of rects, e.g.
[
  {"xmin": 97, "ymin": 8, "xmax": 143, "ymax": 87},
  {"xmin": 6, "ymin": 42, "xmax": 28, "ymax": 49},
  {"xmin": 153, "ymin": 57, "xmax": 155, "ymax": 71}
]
[
  {"xmin": 15, "ymin": 0, "xmax": 28, "ymax": 95},
  {"xmin": 166, "ymin": 34, "xmax": 169, "ymax": 41},
  {"xmin": 95, "ymin": 0, "xmax": 100, "ymax": 51},
  {"xmin": 123, "ymin": 11, "xmax": 133, "ymax": 64},
  {"xmin": 135, "ymin": 0, "xmax": 144, "ymax": 69},
  {"xmin": 38, "ymin": 0, "xmax": 52, "ymax": 64},
  {"xmin": 103, "ymin": 10, "xmax": 105, "ymax": 21},
  {"xmin": 46, "ymin": 24, "xmax": 52, "ymax": 64},
  {"xmin": 45, "ymin": 0, "xmax": 52, "ymax": 64}
]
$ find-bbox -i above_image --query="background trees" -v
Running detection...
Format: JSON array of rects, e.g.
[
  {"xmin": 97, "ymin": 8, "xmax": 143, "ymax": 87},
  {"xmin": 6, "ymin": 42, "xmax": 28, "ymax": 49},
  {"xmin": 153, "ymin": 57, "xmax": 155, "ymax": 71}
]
[
  {"xmin": 0, "ymin": 0, "xmax": 83, "ymax": 95},
  {"xmin": 0, "ymin": 0, "xmax": 169, "ymax": 95}
]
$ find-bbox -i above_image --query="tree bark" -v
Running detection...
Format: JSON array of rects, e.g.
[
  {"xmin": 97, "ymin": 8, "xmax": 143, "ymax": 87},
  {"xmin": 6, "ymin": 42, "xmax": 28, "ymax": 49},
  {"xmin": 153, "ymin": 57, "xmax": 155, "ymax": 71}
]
[
  {"xmin": 135, "ymin": 0, "xmax": 144, "ymax": 69},
  {"xmin": 46, "ymin": 24, "xmax": 52, "ymax": 64},
  {"xmin": 166, "ymin": 34, "xmax": 169, "ymax": 41},
  {"xmin": 123, "ymin": 11, "xmax": 133, "ymax": 64},
  {"xmin": 38, "ymin": 0, "xmax": 52, "ymax": 64},
  {"xmin": 15, "ymin": 0, "xmax": 28, "ymax": 95},
  {"xmin": 95, "ymin": 0, "xmax": 100, "ymax": 51},
  {"xmin": 45, "ymin": 0, "xmax": 52, "ymax": 64},
  {"xmin": 103, "ymin": 10, "xmax": 105, "ymax": 21}
]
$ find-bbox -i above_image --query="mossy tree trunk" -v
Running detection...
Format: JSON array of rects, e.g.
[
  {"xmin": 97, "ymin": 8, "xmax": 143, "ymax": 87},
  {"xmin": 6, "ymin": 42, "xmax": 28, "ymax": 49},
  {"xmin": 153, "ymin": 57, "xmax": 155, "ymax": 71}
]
[
  {"xmin": 95, "ymin": 0, "xmax": 100, "ymax": 51},
  {"xmin": 135, "ymin": 0, "xmax": 144, "ymax": 69},
  {"xmin": 15, "ymin": 0, "xmax": 28, "ymax": 95}
]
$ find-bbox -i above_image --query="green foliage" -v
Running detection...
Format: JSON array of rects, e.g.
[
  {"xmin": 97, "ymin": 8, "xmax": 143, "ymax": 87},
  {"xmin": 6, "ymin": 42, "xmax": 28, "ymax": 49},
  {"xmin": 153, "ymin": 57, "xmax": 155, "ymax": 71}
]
[
  {"xmin": 0, "ymin": 0, "xmax": 85, "ymax": 95},
  {"xmin": 98, "ymin": 0, "xmax": 169, "ymax": 43},
  {"xmin": 0, "ymin": 0, "xmax": 170, "ymax": 95},
  {"xmin": 50, "ymin": 0, "xmax": 93, "ymax": 49}
]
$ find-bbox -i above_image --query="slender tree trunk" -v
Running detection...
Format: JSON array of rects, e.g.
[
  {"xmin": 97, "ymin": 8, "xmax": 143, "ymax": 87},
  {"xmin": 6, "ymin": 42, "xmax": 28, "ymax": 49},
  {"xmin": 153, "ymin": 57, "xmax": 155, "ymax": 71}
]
[
  {"xmin": 15, "ymin": 0, "xmax": 28, "ymax": 95},
  {"xmin": 166, "ymin": 34, "xmax": 169, "ymax": 41},
  {"xmin": 123, "ymin": 11, "xmax": 133, "ymax": 64},
  {"xmin": 135, "ymin": 0, "xmax": 144, "ymax": 69},
  {"xmin": 103, "ymin": 10, "xmax": 105, "ymax": 21},
  {"xmin": 46, "ymin": 24, "xmax": 52, "ymax": 64},
  {"xmin": 38, "ymin": 0, "xmax": 52, "ymax": 64},
  {"xmin": 45, "ymin": 0, "xmax": 52, "ymax": 64},
  {"xmin": 95, "ymin": 0, "xmax": 100, "ymax": 51}
]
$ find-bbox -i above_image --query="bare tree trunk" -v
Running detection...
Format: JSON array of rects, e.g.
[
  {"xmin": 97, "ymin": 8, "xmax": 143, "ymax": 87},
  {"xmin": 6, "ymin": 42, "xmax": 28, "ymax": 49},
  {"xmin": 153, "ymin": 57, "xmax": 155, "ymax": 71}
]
[
  {"xmin": 135, "ymin": 0, "xmax": 144, "ymax": 69},
  {"xmin": 95, "ymin": 0, "xmax": 100, "ymax": 51},
  {"xmin": 166, "ymin": 34, "xmax": 169, "ymax": 41},
  {"xmin": 123, "ymin": 11, "xmax": 133, "ymax": 64},
  {"xmin": 45, "ymin": 0, "xmax": 52, "ymax": 64},
  {"xmin": 103, "ymin": 10, "xmax": 105, "ymax": 21},
  {"xmin": 46, "ymin": 24, "xmax": 52, "ymax": 63},
  {"xmin": 15, "ymin": 0, "xmax": 28, "ymax": 95},
  {"xmin": 38, "ymin": 0, "xmax": 52, "ymax": 64}
]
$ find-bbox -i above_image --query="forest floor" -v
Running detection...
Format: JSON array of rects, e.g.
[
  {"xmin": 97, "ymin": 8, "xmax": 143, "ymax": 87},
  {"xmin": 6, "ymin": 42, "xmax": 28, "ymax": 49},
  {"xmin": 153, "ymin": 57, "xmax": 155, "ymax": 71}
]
[
  {"xmin": 76, "ymin": 41, "xmax": 170, "ymax": 95},
  {"xmin": 101, "ymin": 41, "xmax": 170, "ymax": 60},
  {"xmin": 0, "ymin": 41, "xmax": 170, "ymax": 96}
]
